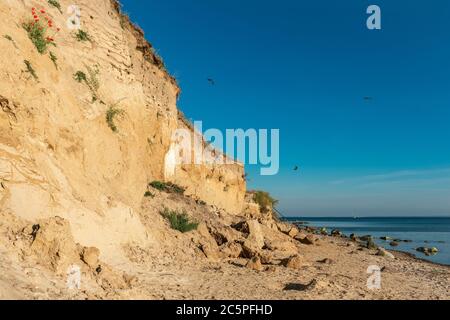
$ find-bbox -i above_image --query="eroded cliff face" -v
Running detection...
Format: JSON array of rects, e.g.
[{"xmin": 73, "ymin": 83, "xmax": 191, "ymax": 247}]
[
  {"xmin": 0, "ymin": 0, "xmax": 245, "ymax": 263},
  {"xmin": 164, "ymin": 116, "xmax": 246, "ymax": 214}
]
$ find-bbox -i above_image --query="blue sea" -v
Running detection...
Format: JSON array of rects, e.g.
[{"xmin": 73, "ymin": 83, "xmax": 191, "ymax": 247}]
[{"xmin": 285, "ymin": 217, "xmax": 450, "ymax": 265}]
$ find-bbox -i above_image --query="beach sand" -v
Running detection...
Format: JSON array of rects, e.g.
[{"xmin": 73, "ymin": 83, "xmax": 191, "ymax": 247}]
[{"xmin": 1, "ymin": 192, "xmax": 449, "ymax": 300}]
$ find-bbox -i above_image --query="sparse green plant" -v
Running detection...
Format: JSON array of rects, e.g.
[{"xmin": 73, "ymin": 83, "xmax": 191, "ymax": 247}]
[
  {"xmin": 49, "ymin": 51, "xmax": 58, "ymax": 69},
  {"xmin": 48, "ymin": 0, "xmax": 63, "ymax": 13},
  {"xmin": 120, "ymin": 15, "xmax": 128, "ymax": 29},
  {"xmin": 74, "ymin": 71, "xmax": 87, "ymax": 82},
  {"xmin": 75, "ymin": 29, "xmax": 91, "ymax": 42},
  {"xmin": 149, "ymin": 181, "xmax": 166, "ymax": 191},
  {"xmin": 23, "ymin": 22, "xmax": 48, "ymax": 54},
  {"xmin": 86, "ymin": 65, "xmax": 100, "ymax": 97},
  {"xmin": 153, "ymin": 51, "xmax": 165, "ymax": 69},
  {"xmin": 24, "ymin": 60, "xmax": 38, "ymax": 80},
  {"xmin": 3, "ymin": 35, "xmax": 17, "ymax": 48},
  {"xmin": 160, "ymin": 208, "xmax": 198, "ymax": 233},
  {"xmin": 253, "ymin": 190, "xmax": 278, "ymax": 213},
  {"xmin": 106, "ymin": 104, "xmax": 124, "ymax": 132},
  {"xmin": 74, "ymin": 66, "xmax": 100, "ymax": 101},
  {"xmin": 149, "ymin": 181, "xmax": 185, "ymax": 194},
  {"xmin": 144, "ymin": 191, "xmax": 155, "ymax": 198}
]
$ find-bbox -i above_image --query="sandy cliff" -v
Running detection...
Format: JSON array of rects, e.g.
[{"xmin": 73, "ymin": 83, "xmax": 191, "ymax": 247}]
[
  {"xmin": 0, "ymin": 0, "xmax": 448, "ymax": 300},
  {"xmin": 0, "ymin": 0, "xmax": 245, "ymax": 265}
]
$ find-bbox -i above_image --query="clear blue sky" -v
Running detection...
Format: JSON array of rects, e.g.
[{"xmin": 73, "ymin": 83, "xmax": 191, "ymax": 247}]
[{"xmin": 119, "ymin": 0, "xmax": 450, "ymax": 216}]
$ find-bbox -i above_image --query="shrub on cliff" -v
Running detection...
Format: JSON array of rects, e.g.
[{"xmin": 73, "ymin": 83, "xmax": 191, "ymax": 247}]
[
  {"xmin": 160, "ymin": 209, "xmax": 198, "ymax": 233},
  {"xmin": 253, "ymin": 191, "xmax": 278, "ymax": 213},
  {"xmin": 149, "ymin": 181, "xmax": 185, "ymax": 195}
]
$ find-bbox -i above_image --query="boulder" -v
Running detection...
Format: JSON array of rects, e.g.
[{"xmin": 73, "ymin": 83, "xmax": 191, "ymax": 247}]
[
  {"xmin": 389, "ymin": 241, "xmax": 399, "ymax": 247},
  {"xmin": 320, "ymin": 227, "xmax": 328, "ymax": 235},
  {"xmin": 380, "ymin": 236, "xmax": 392, "ymax": 241},
  {"xmin": 331, "ymin": 229, "xmax": 342, "ymax": 237},
  {"xmin": 282, "ymin": 255, "xmax": 303, "ymax": 269},
  {"xmin": 197, "ymin": 223, "xmax": 215, "ymax": 242},
  {"xmin": 298, "ymin": 234, "xmax": 315, "ymax": 245},
  {"xmin": 264, "ymin": 266, "xmax": 277, "ymax": 273},
  {"xmin": 376, "ymin": 248, "xmax": 395, "ymax": 259},
  {"xmin": 246, "ymin": 256, "xmax": 263, "ymax": 271},
  {"xmin": 229, "ymin": 258, "xmax": 248, "ymax": 268},
  {"xmin": 200, "ymin": 242, "xmax": 220, "ymax": 261},
  {"xmin": 416, "ymin": 247, "xmax": 439, "ymax": 256},
  {"xmin": 29, "ymin": 217, "xmax": 81, "ymax": 274},
  {"xmin": 197, "ymin": 223, "xmax": 221, "ymax": 260},
  {"xmin": 242, "ymin": 220, "xmax": 264, "ymax": 256},
  {"xmin": 350, "ymin": 234, "xmax": 358, "ymax": 241},
  {"xmin": 276, "ymin": 222, "xmax": 292, "ymax": 234},
  {"xmin": 293, "ymin": 232, "xmax": 307, "ymax": 242},
  {"xmin": 288, "ymin": 227, "xmax": 299, "ymax": 238},
  {"xmin": 81, "ymin": 247, "xmax": 100, "ymax": 269},
  {"xmin": 259, "ymin": 250, "xmax": 274, "ymax": 265},
  {"xmin": 263, "ymin": 239, "xmax": 298, "ymax": 258},
  {"xmin": 366, "ymin": 238, "xmax": 378, "ymax": 250},
  {"xmin": 220, "ymin": 242, "xmax": 243, "ymax": 259},
  {"xmin": 260, "ymin": 219, "xmax": 279, "ymax": 231},
  {"xmin": 211, "ymin": 226, "xmax": 242, "ymax": 245}
]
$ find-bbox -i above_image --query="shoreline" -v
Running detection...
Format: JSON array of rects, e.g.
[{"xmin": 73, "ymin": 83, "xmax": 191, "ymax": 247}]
[
  {"xmin": 286, "ymin": 218, "xmax": 449, "ymax": 267},
  {"xmin": 388, "ymin": 249, "xmax": 450, "ymax": 268}
]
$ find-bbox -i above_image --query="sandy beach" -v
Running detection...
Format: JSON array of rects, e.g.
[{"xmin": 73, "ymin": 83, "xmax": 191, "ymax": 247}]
[{"xmin": 1, "ymin": 191, "xmax": 449, "ymax": 300}]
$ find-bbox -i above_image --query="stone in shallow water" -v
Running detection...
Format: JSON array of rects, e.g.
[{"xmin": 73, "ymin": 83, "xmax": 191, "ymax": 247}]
[{"xmin": 389, "ymin": 241, "xmax": 400, "ymax": 247}]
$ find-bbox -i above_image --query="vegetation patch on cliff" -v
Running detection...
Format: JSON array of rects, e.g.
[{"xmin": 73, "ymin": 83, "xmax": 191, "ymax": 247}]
[
  {"xmin": 253, "ymin": 191, "xmax": 278, "ymax": 213},
  {"xmin": 161, "ymin": 209, "xmax": 198, "ymax": 233},
  {"xmin": 149, "ymin": 181, "xmax": 185, "ymax": 195},
  {"xmin": 75, "ymin": 29, "xmax": 91, "ymax": 42},
  {"xmin": 73, "ymin": 65, "xmax": 100, "ymax": 102},
  {"xmin": 47, "ymin": 0, "xmax": 62, "ymax": 14},
  {"xmin": 24, "ymin": 60, "xmax": 38, "ymax": 80},
  {"xmin": 106, "ymin": 104, "xmax": 124, "ymax": 133}
]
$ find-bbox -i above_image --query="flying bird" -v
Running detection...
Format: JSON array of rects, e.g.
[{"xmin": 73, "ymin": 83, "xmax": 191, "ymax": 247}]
[
  {"xmin": 363, "ymin": 96, "xmax": 373, "ymax": 101},
  {"xmin": 207, "ymin": 78, "xmax": 215, "ymax": 85},
  {"xmin": 293, "ymin": 166, "xmax": 299, "ymax": 171}
]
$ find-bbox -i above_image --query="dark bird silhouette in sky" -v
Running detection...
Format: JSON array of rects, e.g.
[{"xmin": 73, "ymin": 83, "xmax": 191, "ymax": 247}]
[
  {"xmin": 207, "ymin": 78, "xmax": 215, "ymax": 85},
  {"xmin": 293, "ymin": 166, "xmax": 299, "ymax": 171},
  {"xmin": 363, "ymin": 96, "xmax": 373, "ymax": 101}
]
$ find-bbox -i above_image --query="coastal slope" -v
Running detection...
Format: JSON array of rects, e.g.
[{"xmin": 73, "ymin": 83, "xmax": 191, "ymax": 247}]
[{"xmin": 0, "ymin": 0, "xmax": 448, "ymax": 300}]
